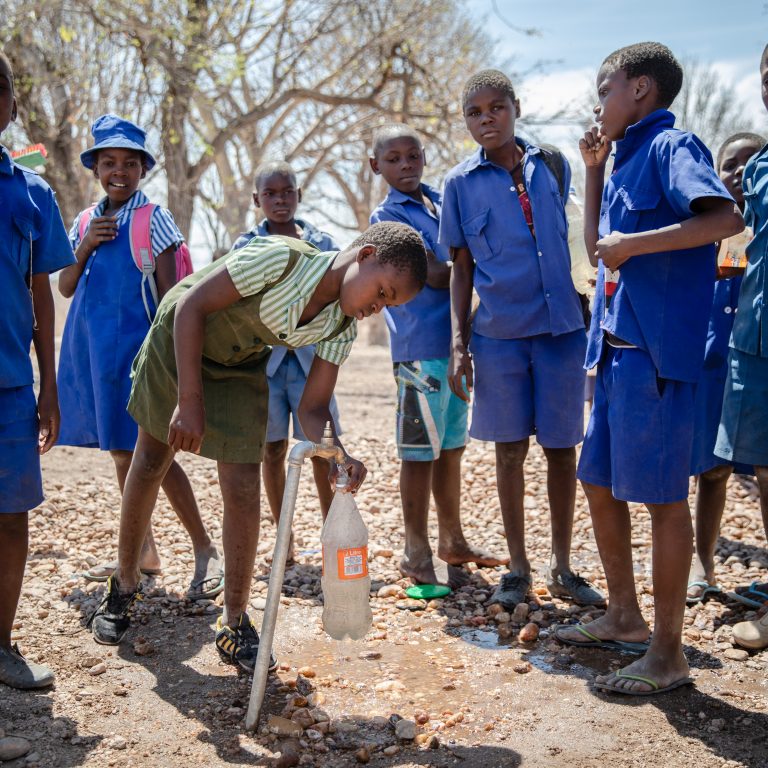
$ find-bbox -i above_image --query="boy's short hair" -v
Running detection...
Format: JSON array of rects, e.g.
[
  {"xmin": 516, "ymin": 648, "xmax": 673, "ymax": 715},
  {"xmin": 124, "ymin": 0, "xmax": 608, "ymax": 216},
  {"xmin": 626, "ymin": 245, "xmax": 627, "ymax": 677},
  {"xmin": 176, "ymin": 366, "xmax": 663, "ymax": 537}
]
[
  {"xmin": 716, "ymin": 132, "xmax": 767, "ymax": 170},
  {"xmin": 253, "ymin": 161, "xmax": 297, "ymax": 191},
  {"xmin": 349, "ymin": 221, "xmax": 427, "ymax": 287},
  {"xmin": 371, "ymin": 123, "xmax": 422, "ymax": 157},
  {"xmin": 601, "ymin": 42, "xmax": 683, "ymax": 109},
  {"xmin": 0, "ymin": 50, "xmax": 14, "ymax": 90},
  {"xmin": 462, "ymin": 69, "xmax": 516, "ymax": 109}
]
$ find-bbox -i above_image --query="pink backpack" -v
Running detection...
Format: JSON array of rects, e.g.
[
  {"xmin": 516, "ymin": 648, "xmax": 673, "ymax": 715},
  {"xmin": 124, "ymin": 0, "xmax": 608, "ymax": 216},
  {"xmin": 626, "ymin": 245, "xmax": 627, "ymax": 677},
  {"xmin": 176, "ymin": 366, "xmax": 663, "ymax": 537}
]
[{"xmin": 78, "ymin": 203, "xmax": 193, "ymax": 320}]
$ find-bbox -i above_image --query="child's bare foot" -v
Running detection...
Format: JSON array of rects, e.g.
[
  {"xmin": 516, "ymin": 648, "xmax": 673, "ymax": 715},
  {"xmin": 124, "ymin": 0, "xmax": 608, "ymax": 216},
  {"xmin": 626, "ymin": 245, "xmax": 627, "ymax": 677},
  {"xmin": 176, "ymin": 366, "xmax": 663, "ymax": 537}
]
[
  {"xmin": 437, "ymin": 543, "xmax": 510, "ymax": 568},
  {"xmin": 399, "ymin": 554, "xmax": 469, "ymax": 589},
  {"xmin": 187, "ymin": 546, "xmax": 224, "ymax": 600},
  {"xmin": 594, "ymin": 648, "xmax": 691, "ymax": 695}
]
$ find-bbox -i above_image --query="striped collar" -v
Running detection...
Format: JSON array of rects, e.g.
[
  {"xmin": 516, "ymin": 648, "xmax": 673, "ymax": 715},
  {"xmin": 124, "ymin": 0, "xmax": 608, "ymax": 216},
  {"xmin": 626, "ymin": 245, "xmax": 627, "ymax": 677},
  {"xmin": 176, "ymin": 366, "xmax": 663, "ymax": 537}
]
[{"xmin": 93, "ymin": 189, "xmax": 150, "ymax": 228}]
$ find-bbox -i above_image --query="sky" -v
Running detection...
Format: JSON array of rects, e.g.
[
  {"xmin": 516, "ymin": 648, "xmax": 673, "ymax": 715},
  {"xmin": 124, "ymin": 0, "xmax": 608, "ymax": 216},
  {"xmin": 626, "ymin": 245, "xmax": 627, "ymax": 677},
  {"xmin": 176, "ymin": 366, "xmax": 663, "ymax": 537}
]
[{"xmin": 469, "ymin": 0, "xmax": 767, "ymax": 151}]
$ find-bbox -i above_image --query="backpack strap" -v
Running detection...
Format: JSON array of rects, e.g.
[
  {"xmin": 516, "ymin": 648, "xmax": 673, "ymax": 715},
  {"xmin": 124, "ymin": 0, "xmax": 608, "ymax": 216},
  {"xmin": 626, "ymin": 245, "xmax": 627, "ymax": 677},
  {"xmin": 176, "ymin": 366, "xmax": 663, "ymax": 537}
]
[
  {"xmin": 129, "ymin": 204, "xmax": 159, "ymax": 321},
  {"xmin": 77, "ymin": 203, "xmax": 99, "ymax": 244},
  {"xmin": 538, "ymin": 143, "xmax": 567, "ymax": 200},
  {"xmin": 326, "ymin": 314, "xmax": 354, "ymax": 341}
]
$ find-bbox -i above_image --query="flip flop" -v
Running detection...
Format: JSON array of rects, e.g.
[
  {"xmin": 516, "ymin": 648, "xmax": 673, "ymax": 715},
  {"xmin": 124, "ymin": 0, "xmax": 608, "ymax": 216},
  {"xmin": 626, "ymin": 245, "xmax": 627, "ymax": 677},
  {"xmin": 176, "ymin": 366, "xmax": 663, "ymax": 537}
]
[
  {"xmin": 594, "ymin": 669, "xmax": 694, "ymax": 697},
  {"xmin": 554, "ymin": 624, "xmax": 650, "ymax": 655},
  {"xmin": 686, "ymin": 580, "xmax": 723, "ymax": 606},
  {"xmin": 82, "ymin": 562, "xmax": 162, "ymax": 583},
  {"xmin": 727, "ymin": 581, "xmax": 768, "ymax": 609},
  {"xmin": 187, "ymin": 569, "xmax": 225, "ymax": 601}
]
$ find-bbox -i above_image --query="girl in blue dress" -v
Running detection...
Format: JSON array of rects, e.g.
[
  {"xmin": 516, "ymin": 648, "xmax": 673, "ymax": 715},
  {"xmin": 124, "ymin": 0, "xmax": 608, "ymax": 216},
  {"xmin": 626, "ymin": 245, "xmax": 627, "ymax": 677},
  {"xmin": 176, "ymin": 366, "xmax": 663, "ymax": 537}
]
[
  {"xmin": 686, "ymin": 131, "xmax": 765, "ymax": 605},
  {"xmin": 56, "ymin": 115, "xmax": 223, "ymax": 599}
]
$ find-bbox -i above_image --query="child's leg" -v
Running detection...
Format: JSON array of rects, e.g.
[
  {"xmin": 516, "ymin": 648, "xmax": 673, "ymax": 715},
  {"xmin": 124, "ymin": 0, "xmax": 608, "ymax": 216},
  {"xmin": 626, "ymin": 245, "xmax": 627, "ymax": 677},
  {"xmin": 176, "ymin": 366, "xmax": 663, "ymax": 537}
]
[
  {"xmin": 115, "ymin": 430, "xmax": 176, "ymax": 592},
  {"xmin": 595, "ymin": 500, "xmax": 692, "ymax": 693},
  {"xmin": 111, "ymin": 450, "xmax": 162, "ymax": 572},
  {"xmin": 434, "ymin": 446, "xmax": 508, "ymax": 567},
  {"xmin": 160, "ymin": 461, "xmax": 222, "ymax": 595},
  {"xmin": 262, "ymin": 438, "xmax": 289, "ymax": 525},
  {"xmin": 542, "ymin": 445, "xmax": 576, "ymax": 575},
  {"xmin": 496, "ymin": 438, "xmax": 531, "ymax": 576},
  {"xmin": 557, "ymin": 482, "xmax": 648, "ymax": 644},
  {"xmin": 756, "ymin": 466, "xmax": 768, "ymax": 541},
  {"xmin": 688, "ymin": 464, "xmax": 732, "ymax": 598},
  {"xmin": 398, "ymin": 457, "xmax": 436, "ymax": 583},
  {"xmin": 0, "ymin": 512, "xmax": 28, "ymax": 648},
  {"xmin": 217, "ymin": 461, "xmax": 261, "ymax": 624}
]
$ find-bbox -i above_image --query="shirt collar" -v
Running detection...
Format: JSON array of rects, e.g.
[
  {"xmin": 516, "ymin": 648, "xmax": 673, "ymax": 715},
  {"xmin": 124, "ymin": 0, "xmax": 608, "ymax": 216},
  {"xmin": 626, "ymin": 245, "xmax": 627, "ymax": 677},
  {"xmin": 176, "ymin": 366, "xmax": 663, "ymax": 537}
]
[
  {"xmin": 463, "ymin": 137, "xmax": 538, "ymax": 173},
  {"xmin": 614, "ymin": 109, "xmax": 675, "ymax": 164},
  {"xmin": 94, "ymin": 189, "xmax": 149, "ymax": 224},
  {"xmin": 256, "ymin": 218, "xmax": 318, "ymax": 241},
  {"xmin": 383, "ymin": 183, "xmax": 440, "ymax": 208},
  {"xmin": 0, "ymin": 145, "xmax": 14, "ymax": 176}
]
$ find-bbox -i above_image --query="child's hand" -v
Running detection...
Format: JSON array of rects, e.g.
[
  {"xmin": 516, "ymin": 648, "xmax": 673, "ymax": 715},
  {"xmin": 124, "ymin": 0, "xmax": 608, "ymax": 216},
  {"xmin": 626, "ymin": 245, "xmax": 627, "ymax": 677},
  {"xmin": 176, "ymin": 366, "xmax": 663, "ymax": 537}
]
[
  {"xmin": 168, "ymin": 401, "xmax": 205, "ymax": 454},
  {"xmin": 37, "ymin": 388, "xmax": 60, "ymax": 454},
  {"xmin": 82, "ymin": 215, "xmax": 118, "ymax": 251},
  {"xmin": 579, "ymin": 127, "xmax": 612, "ymax": 168},
  {"xmin": 448, "ymin": 347, "xmax": 473, "ymax": 403},
  {"xmin": 596, "ymin": 231, "xmax": 632, "ymax": 270},
  {"xmin": 331, "ymin": 455, "xmax": 368, "ymax": 494}
]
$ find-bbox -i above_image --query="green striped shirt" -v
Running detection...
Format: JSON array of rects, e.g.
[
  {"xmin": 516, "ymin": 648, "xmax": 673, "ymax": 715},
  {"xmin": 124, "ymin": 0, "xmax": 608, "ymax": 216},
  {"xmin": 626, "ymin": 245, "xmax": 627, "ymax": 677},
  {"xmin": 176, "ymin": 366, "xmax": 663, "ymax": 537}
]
[{"xmin": 226, "ymin": 236, "xmax": 357, "ymax": 367}]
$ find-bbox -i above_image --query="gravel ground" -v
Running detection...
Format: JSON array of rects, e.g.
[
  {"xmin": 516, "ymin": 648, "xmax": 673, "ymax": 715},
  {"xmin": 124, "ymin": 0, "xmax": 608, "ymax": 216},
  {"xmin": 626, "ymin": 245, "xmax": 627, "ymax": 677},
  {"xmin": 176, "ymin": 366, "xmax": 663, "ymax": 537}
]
[{"xmin": 1, "ymin": 344, "xmax": 767, "ymax": 768}]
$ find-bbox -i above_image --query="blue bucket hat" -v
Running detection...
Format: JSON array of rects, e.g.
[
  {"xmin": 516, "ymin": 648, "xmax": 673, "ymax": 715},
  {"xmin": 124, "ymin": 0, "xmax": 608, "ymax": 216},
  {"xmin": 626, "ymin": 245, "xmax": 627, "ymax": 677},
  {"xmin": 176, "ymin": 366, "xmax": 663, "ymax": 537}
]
[{"xmin": 80, "ymin": 114, "xmax": 156, "ymax": 170}]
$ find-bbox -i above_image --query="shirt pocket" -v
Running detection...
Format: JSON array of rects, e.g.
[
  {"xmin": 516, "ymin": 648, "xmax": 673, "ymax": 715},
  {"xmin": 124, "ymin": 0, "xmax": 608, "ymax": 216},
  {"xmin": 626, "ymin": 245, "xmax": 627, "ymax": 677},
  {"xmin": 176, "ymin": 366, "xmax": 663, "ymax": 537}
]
[
  {"xmin": 11, "ymin": 213, "xmax": 39, "ymax": 274},
  {"xmin": 461, "ymin": 208, "xmax": 495, "ymax": 262},
  {"xmin": 615, "ymin": 185, "xmax": 661, "ymax": 230}
]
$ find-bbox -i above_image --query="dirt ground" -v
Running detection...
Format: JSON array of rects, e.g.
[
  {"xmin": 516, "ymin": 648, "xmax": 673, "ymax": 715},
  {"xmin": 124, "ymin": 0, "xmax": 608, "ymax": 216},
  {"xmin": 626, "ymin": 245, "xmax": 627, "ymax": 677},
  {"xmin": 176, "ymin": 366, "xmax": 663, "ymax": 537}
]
[{"xmin": 2, "ymin": 343, "xmax": 768, "ymax": 768}]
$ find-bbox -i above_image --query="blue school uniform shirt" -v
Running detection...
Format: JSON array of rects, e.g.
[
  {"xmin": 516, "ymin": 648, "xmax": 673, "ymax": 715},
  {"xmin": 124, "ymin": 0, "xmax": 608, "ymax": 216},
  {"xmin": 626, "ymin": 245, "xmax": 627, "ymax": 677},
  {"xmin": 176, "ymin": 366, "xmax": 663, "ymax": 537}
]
[
  {"xmin": 438, "ymin": 138, "xmax": 584, "ymax": 340},
  {"xmin": 585, "ymin": 110, "xmax": 733, "ymax": 383},
  {"xmin": 0, "ymin": 146, "xmax": 74, "ymax": 391},
  {"xmin": 731, "ymin": 142, "xmax": 768, "ymax": 357},
  {"xmin": 370, "ymin": 183, "xmax": 450, "ymax": 362},
  {"xmin": 232, "ymin": 218, "xmax": 340, "ymax": 376}
]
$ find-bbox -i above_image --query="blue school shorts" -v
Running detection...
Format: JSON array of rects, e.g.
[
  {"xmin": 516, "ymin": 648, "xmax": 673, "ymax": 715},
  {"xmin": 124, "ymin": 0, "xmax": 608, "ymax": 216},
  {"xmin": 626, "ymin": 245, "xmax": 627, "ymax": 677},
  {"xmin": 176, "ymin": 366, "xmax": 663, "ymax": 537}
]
[
  {"xmin": 469, "ymin": 331, "xmax": 586, "ymax": 448},
  {"xmin": 266, "ymin": 352, "xmax": 341, "ymax": 442},
  {"xmin": 0, "ymin": 386, "xmax": 43, "ymax": 514},
  {"xmin": 577, "ymin": 346, "xmax": 695, "ymax": 504},
  {"xmin": 394, "ymin": 358, "xmax": 468, "ymax": 461},
  {"xmin": 715, "ymin": 348, "xmax": 768, "ymax": 467}
]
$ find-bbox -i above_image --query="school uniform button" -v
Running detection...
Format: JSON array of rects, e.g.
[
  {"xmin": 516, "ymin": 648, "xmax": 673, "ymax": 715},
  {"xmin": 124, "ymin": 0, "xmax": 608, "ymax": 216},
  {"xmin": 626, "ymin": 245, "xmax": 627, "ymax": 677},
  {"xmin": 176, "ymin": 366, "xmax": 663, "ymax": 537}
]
[
  {"xmin": 232, "ymin": 345, "xmax": 241, "ymax": 352},
  {"xmin": 724, "ymin": 307, "xmax": 733, "ymax": 314},
  {"xmin": 545, "ymin": 291, "xmax": 551, "ymax": 299},
  {"xmin": 537, "ymin": 251, "xmax": 543, "ymax": 257},
  {"xmin": 278, "ymin": 333, "xmax": 287, "ymax": 340}
]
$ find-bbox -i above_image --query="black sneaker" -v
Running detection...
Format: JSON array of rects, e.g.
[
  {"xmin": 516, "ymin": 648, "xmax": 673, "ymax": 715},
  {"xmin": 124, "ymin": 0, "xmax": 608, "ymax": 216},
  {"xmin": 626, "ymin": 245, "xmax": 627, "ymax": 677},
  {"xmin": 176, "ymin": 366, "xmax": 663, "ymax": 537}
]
[
  {"xmin": 89, "ymin": 575, "xmax": 142, "ymax": 645},
  {"xmin": 547, "ymin": 571, "xmax": 606, "ymax": 607},
  {"xmin": 215, "ymin": 613, "xmax": 277, "ymax": 673},
  {"xmin": 488, "ymin": 573, "xmax": 531, "ymax": 610}
]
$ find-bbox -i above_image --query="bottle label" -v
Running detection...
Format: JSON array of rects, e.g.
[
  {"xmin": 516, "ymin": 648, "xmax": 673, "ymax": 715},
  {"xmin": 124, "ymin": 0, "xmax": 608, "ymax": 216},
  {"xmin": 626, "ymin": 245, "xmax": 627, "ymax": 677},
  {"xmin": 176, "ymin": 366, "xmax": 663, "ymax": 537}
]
[{"xmin": 331, "ymin": 546, "xmax": 368, "ymax": 580}]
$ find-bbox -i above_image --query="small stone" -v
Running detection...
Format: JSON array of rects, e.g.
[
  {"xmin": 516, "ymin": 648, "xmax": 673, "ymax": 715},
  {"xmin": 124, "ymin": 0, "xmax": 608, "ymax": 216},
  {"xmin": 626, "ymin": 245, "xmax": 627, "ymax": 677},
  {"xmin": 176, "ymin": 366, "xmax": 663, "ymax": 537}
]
[
  {"xmin": 374, "ymin": 680, "xmax": 406, "ymax": 692},
  {"xmin": 113, "ymin": 688, "xmax": 128, "ymax": 697},
  {"xmin": 425, "ymin": 734, "xmax": 440, "ymax": 749},
  {"xmin": 268, "ymin": 715, "xmax": 304, "ymax": 738},
  {"xmin": 133, "ymin": 640, "xmax": 154, "ymax": 656},
  {"xmin": 108, "ymin": 735, "xmax": 127, "ymax": 750},
  {"xmin": 297, "ymin": 666, "xmax": 316, "ymax": 678},
  {"xmin": 512, "ymin": 603, "xmax": 530, "ymax": 622},
  {"xmin": 88, "ymin": 662, "xmax": 107, "ymax": 676},
  {"xmin": 0, "ymin": 737, "xmax": 31, "ymax": 761},
  {"xmin": 724, "ymin": 648, "xmax": 749, "ymax": 661},
  {"xmin": 304, "ymin": 729, "xmax": 323, "ymax": 741},
  {"xmin": 395, "ymin": 719, "xmax": 417, "ymax": 740},
  {"xmin": 513, "ymin": 661, "xmax": 532, "ymax": 674},
  {"xmin": 355, "ymin": 747, "xmax": 371, "ymax": 763},
  {"xmin": 494, "ymin": 612, "xmax": 511, "ymax": 624},
  {"xmin": 290, "ymin": 708, "xmax": 315, "ymax": 729},
  {"xmin": 395, "ymin": 598, "xmax": 426, "ymax": 611},
  {"xmin": 497, "ymin": 622, "xmax": 515, "ymax": 639},
  {"xmin": 518, "ymin": 622, "xmax": 539, "ymax": 643},
  {"xmin": 383, "ymin": 745, "xmax": 400, "ymax": 756},
  {"xmin": 486, "ymin": 603, "xmax": 504, "ymax": 617},
  {"xmin": 251, "ymin": 597, "xmax": 267, "ymax": 611},
  {"xmin": 377, "ymin": 584, "xmax": 402, "ymax": 598},
  {"xmin": 358, "ymin": 651, "xmax": 382, "ymax": 661}
]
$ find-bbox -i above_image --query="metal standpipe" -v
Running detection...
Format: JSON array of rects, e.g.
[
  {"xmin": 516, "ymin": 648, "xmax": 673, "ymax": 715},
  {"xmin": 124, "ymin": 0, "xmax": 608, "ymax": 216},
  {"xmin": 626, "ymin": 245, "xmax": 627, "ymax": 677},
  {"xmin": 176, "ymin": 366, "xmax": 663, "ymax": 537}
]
[{"xmin": 245, "ymin": 423, "xmax": 345, "ymax": 731}]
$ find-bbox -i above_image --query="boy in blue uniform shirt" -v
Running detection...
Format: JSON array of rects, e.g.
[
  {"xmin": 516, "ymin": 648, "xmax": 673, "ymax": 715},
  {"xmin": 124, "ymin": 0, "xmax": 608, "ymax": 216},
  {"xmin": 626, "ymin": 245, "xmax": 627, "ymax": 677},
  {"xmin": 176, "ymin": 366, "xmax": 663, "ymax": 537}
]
[
  {"xmin": 232, "ymin": 161, "xmax": 343, "ymax": 553},
  {"xmin": 0, "ymin": 51, "xmax": 75, "ymax": 688},
  {"xmin": 556, "ymin": 43, "xmax": 743, "ymax": 696},
  {"xmin": 369, "ymin": 124, "xmax": 507, "ymax": 585},
  {"xmin": 439, "ymin": 70, "xmax": 604, "ymax": 608}
]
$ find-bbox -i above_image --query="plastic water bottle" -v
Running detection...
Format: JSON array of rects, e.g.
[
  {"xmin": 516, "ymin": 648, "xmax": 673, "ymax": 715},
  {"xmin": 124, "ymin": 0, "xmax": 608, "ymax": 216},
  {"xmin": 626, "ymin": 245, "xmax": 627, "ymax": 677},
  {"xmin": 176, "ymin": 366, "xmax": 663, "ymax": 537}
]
[{"xmin": 320, "ymin": 470, "xmax": 372, "ymax": 640}]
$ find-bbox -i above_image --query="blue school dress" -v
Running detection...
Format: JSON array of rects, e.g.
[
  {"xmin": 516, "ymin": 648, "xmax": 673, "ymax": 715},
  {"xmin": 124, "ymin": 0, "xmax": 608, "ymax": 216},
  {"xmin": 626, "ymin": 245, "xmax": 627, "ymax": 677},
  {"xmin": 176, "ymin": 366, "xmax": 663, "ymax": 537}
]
[{"xmin": 57, "ymin": 196, "xmax": 179, "ymax": 451}]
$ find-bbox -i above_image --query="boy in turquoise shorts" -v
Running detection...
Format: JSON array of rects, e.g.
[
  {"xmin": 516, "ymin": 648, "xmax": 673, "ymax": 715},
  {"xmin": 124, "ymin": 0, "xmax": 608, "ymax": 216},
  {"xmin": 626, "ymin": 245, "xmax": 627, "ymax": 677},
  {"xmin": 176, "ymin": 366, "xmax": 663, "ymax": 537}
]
[
  {"xmin": 556, "ymin": 43, "xmax": 742, "ymax": 696},
  {"xmin": 369, "ymin": 124, "xmax": 507, "ymax": 585}
]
